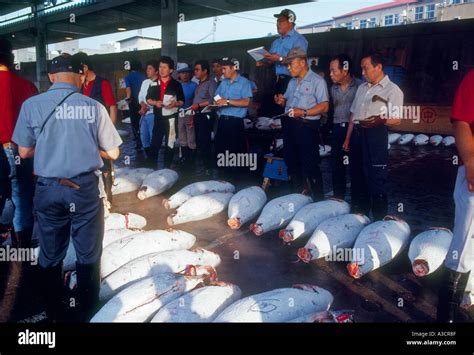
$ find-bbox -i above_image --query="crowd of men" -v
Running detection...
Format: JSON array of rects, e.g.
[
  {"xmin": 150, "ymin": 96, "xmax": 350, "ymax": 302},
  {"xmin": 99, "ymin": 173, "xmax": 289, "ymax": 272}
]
[{"xmin": 0, "ymin": 7, "xmax": 472, "ymax": 324}]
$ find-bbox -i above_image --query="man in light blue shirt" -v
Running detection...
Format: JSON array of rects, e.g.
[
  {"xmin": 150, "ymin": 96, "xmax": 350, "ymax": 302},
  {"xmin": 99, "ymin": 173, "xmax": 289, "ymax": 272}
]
[
  {"xmin": 275, "ymin": 48, "xmax": 329, "ymax": 201},
  {"xmin": 214, "ymin": 57, "xmax": 253, "ymax": 171},
  {"xmin": 13, "ymin": 53, "xmax": 122, "ymax": 322},
  {"xmin": 257, "ymin": 9, "xmax": 308, "ymax": 98}
]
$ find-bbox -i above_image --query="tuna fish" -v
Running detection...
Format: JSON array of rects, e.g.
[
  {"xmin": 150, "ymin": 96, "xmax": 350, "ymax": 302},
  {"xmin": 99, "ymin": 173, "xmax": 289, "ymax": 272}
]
[
  {"xmin": 442, "ymin": 136, "xmax": 455, "ymax": 146},
  {"xmin": 243, "ymin": 118, "xmax": 254, "ymax": 129},
  {"xmin": 430, "ymin": 135, "xmax": 443, "ymax": 146},
  {"xmin": 137, "ymin": 169, "xmax": 179, "ymax": 200},
  {"xmin": 388, "ymin": 133, "xmax": 401, "ymax": 144},
  {"xmin": 102, "ymin": 228, "xmax": 143, "ymax": 248},
  {"xmin": 297, "ymin": 214, "xmax": 370, "ymax": 263},
  {"xmin": 250, "ymin": 194, "xmax": 313, "ymax": 236},
  {"xmin": 100, "ymin": 249, "xmax": 221, "ymax": 300},
  {"xmin": 111, "ymin": 168, "xmax": 153, "ymax": 195},
  {"xmin": 255, "ymin": 116, "xmax": 282, "ymax": 130},
  {"xmin": 227, "ymin": 186, "xmax": 267, "ymax": 229},
  {"xmin": 414, "ymin": 134, "xmax": 429, "ymax": 146},
  {"xmin": 163, "ymin": 180, "xmax": 235, "ymax": 210},
  {"xmin": 104, "ymin": 212, "xmax": 147, "ymax": 231},
  {"xmin": 100, "ymin": 229, "xmax": 196, "ymax": 278},
  {"xmin": 213, "ymin": 284, "xmax": 333, "ymax": 322},
  {"xmin": 167, "ymin": 192, "xmax": 233, "ymax": 226},
  {"xmin": 279, "ymin": 199, "xmax": 350, "ymax": 244},
  {"xmin": 347, "ymin": 216, "xmax": 411, "ymax": 278},
  {"xmin": 398, "ymin": 134, "xmax": 415, "ymax": 145},
  {"xmin": 91, "ymin": 273, "xmax": 207, "ymax": 322},
  {"xmin": 319, "ymin": 145, "xmax": 332, "ymax": 157},
  {"xmin": 408, "ymin": 228, "xmax": 453, "ymax": 277},
  {"xmin": 151, "ymin": 283, "xmax": 242, "ymax": 322}
]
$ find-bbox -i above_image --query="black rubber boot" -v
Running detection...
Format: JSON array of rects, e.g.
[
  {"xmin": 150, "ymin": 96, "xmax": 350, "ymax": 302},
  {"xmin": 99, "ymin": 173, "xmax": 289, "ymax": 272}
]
[
  {"xmin": 177, "ymin": 147, "xmax": 189, "ymax": 169},
  {"xmin": 76, "ymin": 262, "xmax": 101, "ymax": 322},
  {"xmin": 164, "ymin": 147, "xmax": 175, "ymax": 168},
  {"xmin": 371, "ymin": 193, "xmax": 388, "ymax": 221},
  {"xmin": 12, "ymin": 227, "xmax": 33, "ymax": 248},
  {"xmin": 144, "ymin": 147, "xmax": 158, "ymax": 169},
  {"xmin": 188, "ymin": 149, "xmax": 197, "ymax": 170},
  {"xmin": 41, "ymin": 264, "xmax": 64, "ymax": 323},
  {"xmin": 305, "ymin": 176, "xmax": 324, "ymax": 201},
  {"xmin": 437, "ymin": 268, "xmax": 470, "ymax": 323}
]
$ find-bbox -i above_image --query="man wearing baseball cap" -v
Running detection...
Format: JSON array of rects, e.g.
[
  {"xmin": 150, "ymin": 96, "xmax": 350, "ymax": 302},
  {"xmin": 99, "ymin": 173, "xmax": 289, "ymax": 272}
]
[
  {"xmin": 257, "ymin": 9, "xmax": 308, "ymax": 111},
  {"xmin": 0, "ymin": 37, "xmax": 38, "ymax": 249},
  {"xmin": 274, "ymin": 47, "xmax": 329, "ymax": 200},
  {"xmin": 13, "ymin": 52, "xmax": 122, "ymax": 322}
]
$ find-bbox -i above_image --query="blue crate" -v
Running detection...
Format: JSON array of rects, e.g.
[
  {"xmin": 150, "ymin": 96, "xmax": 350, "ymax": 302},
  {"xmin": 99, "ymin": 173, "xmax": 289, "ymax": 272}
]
[{"xmin": 263, "ymin": 157, "xmax": 289, "ymax": 181}]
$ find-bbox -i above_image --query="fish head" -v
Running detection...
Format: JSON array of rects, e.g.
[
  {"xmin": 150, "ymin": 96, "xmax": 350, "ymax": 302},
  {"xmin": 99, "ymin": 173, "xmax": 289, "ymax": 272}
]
[
  {"xmin": 297, "ymin": 247, "xmax": 312, "ymax": 263},
  {"xmin": 412, "ymin": 259, "xmax": 429, "ymax": 277},
  {"xmin": 347, "ymin": 262, "xmax": 362, "ymax": 279},
  {"xmin": 249, "ymin": 223, "xmax": 264, "ymax": 236},
  {"xmin": 278, "ymin": 229, "xmax": 293, "ymax": 243},
  {"xmin": 227, "ymin": 217, "xmax": 241, "ymax": 230},
  {"xmin": 292, "ymin": 284, "xmax": 320, "ymax": 293}
]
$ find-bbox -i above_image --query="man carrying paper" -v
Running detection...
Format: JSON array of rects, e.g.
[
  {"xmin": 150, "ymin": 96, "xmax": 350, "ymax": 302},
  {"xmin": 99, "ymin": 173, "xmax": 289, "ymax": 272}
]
[
  {"xmin": 146, "ymin": 56, "xmax": 184, "ymax": 168},
  {"xmin": 256, "ymin": 9, "xmax": 308, "ymax": 99}
]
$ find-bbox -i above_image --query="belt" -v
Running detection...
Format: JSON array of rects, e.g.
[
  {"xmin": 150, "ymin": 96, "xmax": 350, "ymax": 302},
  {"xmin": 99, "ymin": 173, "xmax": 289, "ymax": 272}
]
[
  {"xmin": 220, "ymin": 115, "xmax": 241, "ymax": 120},
  {"xmin": 334, "ymin": 122, "xmax": 348, "ymax": 127},
  {"xmin": 38, "ymin": 170, "xmax": 96, "ymax": 189}
]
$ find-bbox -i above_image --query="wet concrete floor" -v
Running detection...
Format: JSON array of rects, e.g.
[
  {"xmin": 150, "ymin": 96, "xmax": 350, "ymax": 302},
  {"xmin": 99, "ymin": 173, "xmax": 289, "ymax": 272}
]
[{"xmin": 1, "ymin": 122, "xmax": 471, "ymax": 323}]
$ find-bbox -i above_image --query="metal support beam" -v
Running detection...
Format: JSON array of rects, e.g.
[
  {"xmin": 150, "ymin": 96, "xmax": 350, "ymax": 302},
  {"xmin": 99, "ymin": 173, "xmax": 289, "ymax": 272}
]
[
  {"xmin": 33, "ymin": 3, "xmax": 49, "ymax": 92},
  {"xmin": 161, "ymin": 0, "xmax": 178, "ymax": 67}
]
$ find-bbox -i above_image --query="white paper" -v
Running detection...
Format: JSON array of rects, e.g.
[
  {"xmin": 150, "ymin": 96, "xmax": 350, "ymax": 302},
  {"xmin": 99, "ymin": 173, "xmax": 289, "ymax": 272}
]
[
  {"xmin": 163, "ymin": 94, "xmax": 178, "ymax": 116},
  {"xmin": 247, "ymin": 46, "xmax": 270, "ymax": 62}
]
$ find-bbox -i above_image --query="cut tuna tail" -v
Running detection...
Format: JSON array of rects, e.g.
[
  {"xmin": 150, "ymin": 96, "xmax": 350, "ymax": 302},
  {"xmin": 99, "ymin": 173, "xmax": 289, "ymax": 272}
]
[
  {"xmin": 383, "ymin": 215, "xmax": 405, "ymax": 222},
  {"xmin": 137, "ymin": 186, "xmax": 147, "ymax": 200},
  {"xmin": 279, "ymin": 229, "xmax": 294, "ymax": 244},
  {"xmin": 183, "ymin": 264, "xmax": 218, "ymax": 283},
  {"xmin": 297, "ymin": 247, "xmax": 312, "ymax": 263},
  {"xmin": 249, "ymin": 223, "xmax": 264, "ymax": 236},
  {"xmin": 227, "ymin": 217, "xmax": 241, "ymax": 230},
  {"xmin": 412, "ymin": 259, "xmax": 429, "ymax": 277},
  {"xmin": 292, "ymin": 284, "xmax": 319, "ymax": 292},
  {"xmin": 162, "ymin": 199, "xmax": 170, "ymax": 210},
  {"xmin": 327, "ymin": 197, "xmax": 345, "ymax": 203},
  {"xmin": 167, "ymin": 212, "xmax": 177, "ymax": 226},
  {"xmin": 429, "ymin": 226, "xmax": 452, "ymax": 233},
  {"xmin": 347, "ymin": 262, "xmax": 362, "ymax": 279}
]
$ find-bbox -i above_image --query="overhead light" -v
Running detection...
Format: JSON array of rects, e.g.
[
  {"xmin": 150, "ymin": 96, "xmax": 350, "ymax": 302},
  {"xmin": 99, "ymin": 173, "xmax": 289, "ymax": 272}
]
[
  {"xmin": 11, "ymin": 34, "xmax": 15, "ymax": 38},
  {"xmin": 65, "ymin": 37, "xmax": 73, "ymax": 40},
  {"xmin": 117, "ymin": 27, "xmax": 127, "ymax": 31}
]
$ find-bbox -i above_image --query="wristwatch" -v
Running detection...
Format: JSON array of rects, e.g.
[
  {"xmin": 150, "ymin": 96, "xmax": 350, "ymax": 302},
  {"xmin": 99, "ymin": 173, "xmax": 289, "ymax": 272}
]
[
  {"xmin": 279, "ymin": 56, "xmax": 284, "ymax": 62},
  {"xmin": 303, "ymin": 109, "xmax": 308, "ymax": 118},
  {"xmin": 226, "ymin": 99, "xmax": 230, "ymax": 105}
]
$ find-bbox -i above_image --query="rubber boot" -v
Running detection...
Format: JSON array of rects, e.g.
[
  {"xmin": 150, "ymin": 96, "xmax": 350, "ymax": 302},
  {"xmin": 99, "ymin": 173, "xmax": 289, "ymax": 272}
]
[
  {"xmin": 164, "ymin": 147, "xmax": 175, "ymax": 169},
  {"xmin": 41, "ymin": 264, "xmax": 64, "ymax": 323},
  {"xmin": 177, "ymin": 147, "xmax": 189, "ymax": 169},
  {"xmin": 188, "ymin": 149, "xmax": 197, "ymax": 171},
  {"xmin": 305, "ymin": 176, "xmax": 324, "ymax": 202},
  {"xmin": 76, "ymin": 262, "xmax": 101, "ymax": 322},
  {"xmin": 371, "ymin": 193, "xmax": 388, "ymax": 221},
  {"xmin": 437, "ymin": 268, "xmax": 470, "ymax": 323},
  {"xmin": 145, "ymin": 146, "xmax": 158, "ymax": 169}
]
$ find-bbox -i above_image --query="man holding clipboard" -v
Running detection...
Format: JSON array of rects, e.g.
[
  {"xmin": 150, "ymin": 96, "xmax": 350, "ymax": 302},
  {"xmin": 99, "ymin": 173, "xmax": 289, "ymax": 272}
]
[{"xmin": 255, "ymin": 9, "xmax": 308, "ymax": 104}]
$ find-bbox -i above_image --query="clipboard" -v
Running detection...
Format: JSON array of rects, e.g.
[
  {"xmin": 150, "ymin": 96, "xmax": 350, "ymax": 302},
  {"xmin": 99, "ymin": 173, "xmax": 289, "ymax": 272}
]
[{"xmin": 247, "ymin": 46, "xmax": 270, "ymax": 62}]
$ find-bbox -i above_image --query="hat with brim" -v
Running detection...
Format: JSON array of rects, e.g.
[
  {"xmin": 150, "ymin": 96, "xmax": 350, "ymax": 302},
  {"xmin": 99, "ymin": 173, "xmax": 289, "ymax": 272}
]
[
  {"xmin": 177, "ymin": 66, "xmax": 193, "ymax": 73},
  {"xmin": 48, "ymin": 53, "xmax": 83, "ymax": 74},
  {"xmin": 273, "ymin": 9, "xmax": 296, "ymax": 22},
  {"xmin": 219, "ymin": 57, "xmax": 238, "ymax": 67},
  {"xmin": 282, "ymin": 47, "xmax": 307, "ymax": 64}
]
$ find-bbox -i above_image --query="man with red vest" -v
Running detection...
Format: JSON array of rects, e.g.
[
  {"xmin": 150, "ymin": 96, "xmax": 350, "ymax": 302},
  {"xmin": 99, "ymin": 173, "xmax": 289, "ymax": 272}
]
[{"xmin": 0, "ymin": 37, "xmax": 38, "ymax": 247}]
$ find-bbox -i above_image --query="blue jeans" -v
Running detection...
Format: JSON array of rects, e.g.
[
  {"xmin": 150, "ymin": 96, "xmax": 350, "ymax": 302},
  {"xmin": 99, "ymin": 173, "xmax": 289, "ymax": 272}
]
[
  {"xmin": 140, "ymin": 113, "xmax": 155, "ymax": 148},
  {"xmin": 0, "ymin": 145, "xmax": 34, "ymax": 231}
]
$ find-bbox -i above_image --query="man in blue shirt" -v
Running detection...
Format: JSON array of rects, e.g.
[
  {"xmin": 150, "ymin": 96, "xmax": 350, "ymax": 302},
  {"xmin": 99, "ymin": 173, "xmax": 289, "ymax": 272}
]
[
  {"xmin": 177, "ymin": 63, "xmax": 198, "ymax": 167},
  {"xmin": 275, "ymin": 48, "xmax": 329, "ymax": 201},
  {"xmin": 257, "ymin": 9, "xmax": 308, "ymax": 115},
  {"xmin": 13, "ymin": 53, "xmax": 122, "ymax": 322},
  {"xmin": 124, "ymin": 60, "xmax": 146, "ymax": 149},
  {"xmin": 215, "ymin": 58, "xmax": 253, "ymax": 171}
]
